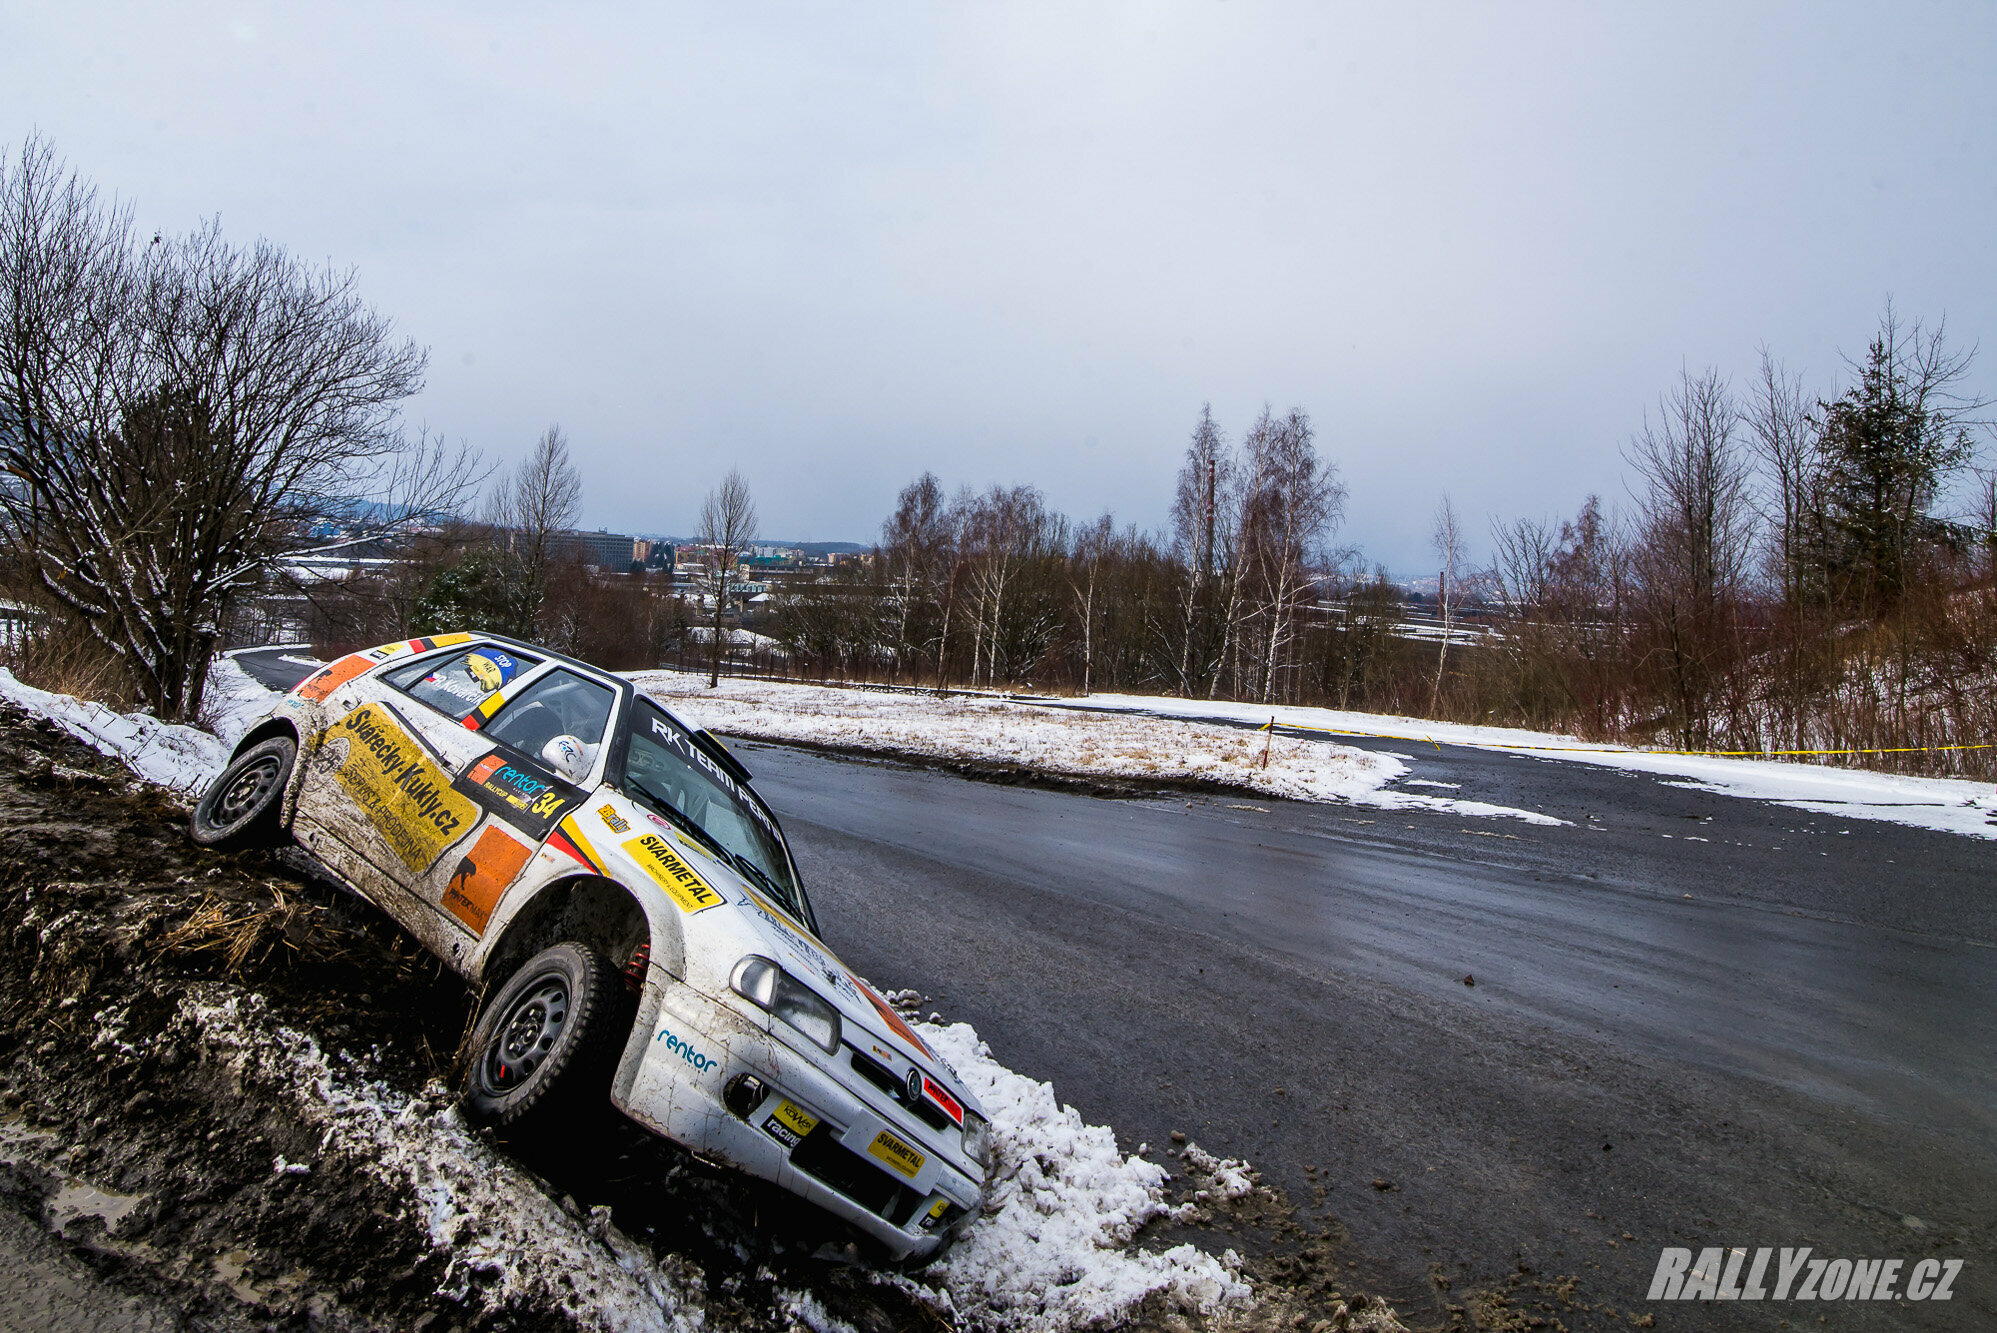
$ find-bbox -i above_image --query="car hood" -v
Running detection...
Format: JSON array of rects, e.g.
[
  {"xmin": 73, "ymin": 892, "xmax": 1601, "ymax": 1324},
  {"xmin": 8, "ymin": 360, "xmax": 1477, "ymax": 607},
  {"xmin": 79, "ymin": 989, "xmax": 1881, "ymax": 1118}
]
[{"xmin": 605, "ymin": 806, "xmax": 984, "ymax": 1122}]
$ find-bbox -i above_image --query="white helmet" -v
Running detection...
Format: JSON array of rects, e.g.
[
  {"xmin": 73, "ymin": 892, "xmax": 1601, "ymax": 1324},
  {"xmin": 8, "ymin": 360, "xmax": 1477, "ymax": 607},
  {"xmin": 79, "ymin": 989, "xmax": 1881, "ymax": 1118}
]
[{"xmin": 541, "ymin": 734, "xmax": 596, "ymax": 782}]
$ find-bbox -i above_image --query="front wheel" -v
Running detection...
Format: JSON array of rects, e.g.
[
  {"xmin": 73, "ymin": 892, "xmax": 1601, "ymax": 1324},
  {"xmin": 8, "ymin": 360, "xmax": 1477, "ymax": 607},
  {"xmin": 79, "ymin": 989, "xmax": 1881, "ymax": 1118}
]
[
  {"xmin": 462, "ymin": 943, "xmax": 629, "ymax": 1132},
  {"xmin": 190, "ymin": 735, "xmax": 296, "ymax": 849}
]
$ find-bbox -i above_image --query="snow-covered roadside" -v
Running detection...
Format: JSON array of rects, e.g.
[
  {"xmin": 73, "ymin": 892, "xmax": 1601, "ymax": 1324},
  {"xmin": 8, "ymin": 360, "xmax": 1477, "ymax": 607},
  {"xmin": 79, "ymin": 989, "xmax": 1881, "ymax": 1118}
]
[
  {"xmin": 632, "ymin": 673, "xmax": 1564, "ymax": 826},
  {"xmin": 919, "ymin": 1020, "xmax": 1248, "ymax": 1331},
  {"xmin": 0, "ymin": 654, "xmax": 271, "ymax": 797},
  {"xmin": 182, "ymin": 988, "xmax": 710, "ymax": 1332},
  {"xmin": 1072, "ymin": 692, "xmax": 1997, "ymax": 841},
  {"xmin": 171, "ymin": 987, "xmax": 1249, "ymax": 1333}
]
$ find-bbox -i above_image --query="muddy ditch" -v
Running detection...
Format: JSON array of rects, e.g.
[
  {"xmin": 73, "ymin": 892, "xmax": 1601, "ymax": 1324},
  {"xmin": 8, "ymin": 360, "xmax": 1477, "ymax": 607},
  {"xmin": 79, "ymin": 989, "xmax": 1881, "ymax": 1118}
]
[{"xmin": 0, "ymin": 702, "xmax": 1403, "ymax": 1332}]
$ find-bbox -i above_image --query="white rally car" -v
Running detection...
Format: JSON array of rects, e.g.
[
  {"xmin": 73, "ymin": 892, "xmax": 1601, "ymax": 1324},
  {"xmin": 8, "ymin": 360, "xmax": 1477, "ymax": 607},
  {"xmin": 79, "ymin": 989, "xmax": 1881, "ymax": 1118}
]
[{"xmin": 190, "ymin": 632, "xmax": 988, "ymax": 1259}]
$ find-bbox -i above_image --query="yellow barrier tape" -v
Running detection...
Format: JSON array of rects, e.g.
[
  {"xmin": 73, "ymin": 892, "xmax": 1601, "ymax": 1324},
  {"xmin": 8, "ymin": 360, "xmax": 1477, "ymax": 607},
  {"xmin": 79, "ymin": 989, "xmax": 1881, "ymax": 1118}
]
[{"xmin": 1254, "ymin": 717, "xmax": 1995, "ymax": 760}]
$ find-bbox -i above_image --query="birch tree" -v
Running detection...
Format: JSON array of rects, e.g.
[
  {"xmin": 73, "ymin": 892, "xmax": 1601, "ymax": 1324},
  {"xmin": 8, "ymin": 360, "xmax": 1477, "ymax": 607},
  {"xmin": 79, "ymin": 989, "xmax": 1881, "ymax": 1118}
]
[
  {"xmin": 881, "ymin": 471, "xmax": 947, "ymax": 684},
  {"xmin": 1239, "ymin": 407, "xmax": 1344, "ymax": 702},
  {"xmin": 1428, "ymin": 493, "xmax": 1465, "ymax": 715},
  {"xmin": 1168, "ymin": 404, "xmax": 1232, "ymax": 695}
]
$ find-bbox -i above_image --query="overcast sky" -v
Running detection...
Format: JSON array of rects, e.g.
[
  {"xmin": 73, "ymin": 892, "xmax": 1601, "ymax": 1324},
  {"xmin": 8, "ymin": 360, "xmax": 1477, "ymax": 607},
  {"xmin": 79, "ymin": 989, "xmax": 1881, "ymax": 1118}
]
[{"xmin": 7, "ymin": 2, "xmax": 1995, "ymax": 570}]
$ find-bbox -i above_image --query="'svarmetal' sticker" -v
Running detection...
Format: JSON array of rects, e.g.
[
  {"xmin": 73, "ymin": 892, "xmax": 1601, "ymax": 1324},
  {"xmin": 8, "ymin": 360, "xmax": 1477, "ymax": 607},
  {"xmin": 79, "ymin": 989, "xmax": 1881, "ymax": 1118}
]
[
  {"xmin": 868, "ymin": 1128, "xmax": 926, "ymax": 1179},
  {"xmin": 623, "ymin": 833, "xmax": 724, "ymax": 913}
]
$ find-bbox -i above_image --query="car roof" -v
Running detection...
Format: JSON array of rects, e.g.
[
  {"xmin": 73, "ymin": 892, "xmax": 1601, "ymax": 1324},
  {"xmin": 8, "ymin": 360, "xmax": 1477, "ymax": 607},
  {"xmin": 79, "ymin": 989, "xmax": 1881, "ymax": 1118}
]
[{"xmin": 425, "ymin": 630, "xmax": 755, "ymax": 787}]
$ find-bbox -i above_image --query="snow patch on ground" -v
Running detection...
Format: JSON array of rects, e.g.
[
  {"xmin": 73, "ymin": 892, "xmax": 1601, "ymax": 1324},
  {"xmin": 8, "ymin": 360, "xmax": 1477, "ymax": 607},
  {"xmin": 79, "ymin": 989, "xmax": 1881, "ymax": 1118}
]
[
  {"xmin": 633, "ymin": 673, "xmax": 1562, "ymax": 826},
  {"xmin": 919, "ymin": 1020, "xmax": 1250, "ymax": 1333},
  {"xmin": 206, "ymin": 653, "xmax": 284, "ymax": 749},
  {"xmin": 179, "ymin": 989, "xmax": 1253, "ymax": 1333},
  {"xmin": 1074, "ymin": 692, "xmax": 1997, "ymax": 841},
  {"xmin": 182, "ymin": 986, "xmax": 708, "ymax": 1332},
  {"xmin": 1178, "ymin": 1146, "xmax": 1258, "ymax": 1204},
  {"xmin": 0, "ymin": 667, "xmax": 231, "ymax": 796}
]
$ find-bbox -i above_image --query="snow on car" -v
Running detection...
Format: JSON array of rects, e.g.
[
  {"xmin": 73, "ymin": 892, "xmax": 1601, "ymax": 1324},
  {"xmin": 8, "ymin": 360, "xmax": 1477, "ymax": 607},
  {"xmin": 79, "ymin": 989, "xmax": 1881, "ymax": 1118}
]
[{"xmin": 188, "ymin": 631, "xmax": 990, "ymax": 1261}]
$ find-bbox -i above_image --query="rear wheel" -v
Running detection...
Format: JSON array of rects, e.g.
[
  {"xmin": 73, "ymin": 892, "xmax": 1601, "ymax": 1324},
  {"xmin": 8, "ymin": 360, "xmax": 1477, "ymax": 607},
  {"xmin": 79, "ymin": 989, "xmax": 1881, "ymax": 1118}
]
[
  {"xmin": 190, "ymin": 736, "xmax": 295, "ymax": 849},
  {"xmin": 463, "ymin": 943, "xmax": 629, "ymax": 1132}
]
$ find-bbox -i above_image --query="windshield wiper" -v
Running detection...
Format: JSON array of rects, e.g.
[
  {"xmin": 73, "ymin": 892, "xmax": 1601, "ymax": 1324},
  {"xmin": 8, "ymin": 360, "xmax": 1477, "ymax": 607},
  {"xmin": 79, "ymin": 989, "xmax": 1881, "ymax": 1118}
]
[
  {"xmin": 725, "ymin": 850, "xmax": 787, "ymax": 899},
  {"xmin": 624, "ymin": 780, "xmax": 734, "ymax": 863},
  {"xmin": 625, "ymin": 779, "xmax": 797, "ymax": 910}
]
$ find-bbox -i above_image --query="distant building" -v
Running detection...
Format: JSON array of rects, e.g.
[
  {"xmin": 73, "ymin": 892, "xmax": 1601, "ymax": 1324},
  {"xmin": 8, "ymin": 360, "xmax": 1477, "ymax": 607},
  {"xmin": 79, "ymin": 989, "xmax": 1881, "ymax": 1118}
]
[{"xmin": 566, "ymin": 529, "xmax": 637, "ymax": 570}]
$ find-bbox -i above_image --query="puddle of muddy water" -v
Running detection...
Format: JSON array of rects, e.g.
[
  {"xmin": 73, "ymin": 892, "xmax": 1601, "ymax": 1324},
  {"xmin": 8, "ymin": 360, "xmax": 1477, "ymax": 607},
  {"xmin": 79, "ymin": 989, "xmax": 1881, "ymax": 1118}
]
[
  {"xmin": 0, "ymin": 1111, "xmax": 146, "ymax": 1239},
  {"xmin": 49, "ymin": 1179, "xmax": 144, "ymax": 1237}
]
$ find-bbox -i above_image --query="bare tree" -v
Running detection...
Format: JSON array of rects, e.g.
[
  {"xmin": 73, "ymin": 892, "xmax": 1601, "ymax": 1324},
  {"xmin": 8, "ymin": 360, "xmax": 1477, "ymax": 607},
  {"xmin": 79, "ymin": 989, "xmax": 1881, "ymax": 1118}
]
[
  {"xmin": 1068, "ymin": 512, "xmax": 1116, "ymax": 696},
  {"xmin": 697, "ymin": 468, "xmax": 758, "ymax": 687},
  {"xmin": 1168, "ymin": 404, "xmax": 1232, "ymax": 695},
  {"xmin": 1745, "ymin": 347, "xmax": 1819, "ymax": 610},
  {"xmin": 881, "ymin": 472, "xmax": 947, "ymax": 684},
  {"xmin": 1428, "ymin": 493, "xmax": 1465, "ymax": 715},
  {"xmin": 1239, "ymin": 407, "xmax": 1344, "ymax": 702},
  {"xmin": 0, "ymin": 134, "xmax": 468, "ymax": 720},
  {"xmin": 1623, "ymin": 366, "xmax": 1755, "ymax": 747},
  {"xmin": 959, "ymin": 484, "xmax": 1052, "ymax": 687},
  {"xmin": 486, "ymin": 424, "xmax": 582, "ymax": 636}
]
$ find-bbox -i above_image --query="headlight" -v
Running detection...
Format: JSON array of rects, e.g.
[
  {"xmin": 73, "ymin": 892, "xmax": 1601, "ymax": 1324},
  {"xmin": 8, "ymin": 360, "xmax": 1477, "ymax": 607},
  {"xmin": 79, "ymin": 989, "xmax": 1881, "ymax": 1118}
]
[
  {"xmin": 731, "ymin": 955, "xmax": 842, "ymax": 1054},
  {"xmin": 961, "ymin": 1111, "xmax": 992, "ymax": 1170}
]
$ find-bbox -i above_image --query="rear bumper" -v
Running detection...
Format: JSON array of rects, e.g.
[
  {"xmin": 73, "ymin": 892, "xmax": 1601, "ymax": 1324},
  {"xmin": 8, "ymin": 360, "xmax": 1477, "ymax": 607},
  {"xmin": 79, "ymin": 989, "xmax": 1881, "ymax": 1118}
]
[{"xmin": 618, "ymin": 978, "xmax": 983, "ymax": 1259}]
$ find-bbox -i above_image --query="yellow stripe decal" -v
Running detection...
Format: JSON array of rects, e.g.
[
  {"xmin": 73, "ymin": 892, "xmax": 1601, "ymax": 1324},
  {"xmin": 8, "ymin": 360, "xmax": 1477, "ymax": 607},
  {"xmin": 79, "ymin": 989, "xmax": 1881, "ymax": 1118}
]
[{"xmin": 559, "ymin": 815, "xmax": 604, "ymax": 872}]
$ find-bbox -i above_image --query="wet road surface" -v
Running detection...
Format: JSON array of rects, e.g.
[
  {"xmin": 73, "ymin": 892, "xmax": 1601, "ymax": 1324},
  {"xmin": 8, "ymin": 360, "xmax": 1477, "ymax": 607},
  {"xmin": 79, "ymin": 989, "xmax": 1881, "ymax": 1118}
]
[{"xmin": 743, "ymin": 741, "xmax": 1994, "ymax": 1328}]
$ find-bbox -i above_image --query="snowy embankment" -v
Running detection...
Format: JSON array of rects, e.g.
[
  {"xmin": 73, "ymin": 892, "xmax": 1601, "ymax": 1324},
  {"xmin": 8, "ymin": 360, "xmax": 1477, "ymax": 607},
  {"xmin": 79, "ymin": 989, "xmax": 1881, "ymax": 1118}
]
[
  {"xmin": 179, "ymin": 988, "xmax": 1248, "ymax": 1333},
  {"xmin": 632, "ymin": 672, "xmax": 1565, "ymax": 826},
  {"xmin": 1076, "ymin": 692, "xmax": 1997, "ymax": 841},
  {"xmin": 1, "ymin": 656, "xmax": 1259, "ymax": 1332},
  {"xmin": 0, "ymin": 654, "xmax": 270, "ymax": 794}
]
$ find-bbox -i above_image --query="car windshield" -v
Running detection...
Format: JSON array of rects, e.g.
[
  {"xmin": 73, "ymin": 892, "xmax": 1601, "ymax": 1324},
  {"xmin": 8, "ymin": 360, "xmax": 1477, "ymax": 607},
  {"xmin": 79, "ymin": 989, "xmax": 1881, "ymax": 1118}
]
[{"xmin": 620, "ymin": 700, "xmax": 809, "ymax": 924}]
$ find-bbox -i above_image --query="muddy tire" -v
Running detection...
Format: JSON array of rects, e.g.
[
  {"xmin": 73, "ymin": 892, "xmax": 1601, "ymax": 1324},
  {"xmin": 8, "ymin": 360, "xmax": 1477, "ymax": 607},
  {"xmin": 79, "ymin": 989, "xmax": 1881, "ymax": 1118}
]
[
  {"xmin": 463, "ymin": 943, "xmax": 629, "ymax": 1133},
  {"xmin": 190, "ymin": 735, "xmax": 295, "ymax": 849}
]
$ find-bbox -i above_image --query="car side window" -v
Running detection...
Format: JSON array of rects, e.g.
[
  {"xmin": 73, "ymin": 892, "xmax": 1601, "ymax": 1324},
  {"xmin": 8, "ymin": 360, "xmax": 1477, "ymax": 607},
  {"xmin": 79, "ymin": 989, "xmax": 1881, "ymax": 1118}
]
[
  {"xmin": 384, "ymin": 645, "xmax": 539, "ymax": 721},
  {"xmin": 481, "ymin": 668, "xmax": 617, "ymax": 759}
]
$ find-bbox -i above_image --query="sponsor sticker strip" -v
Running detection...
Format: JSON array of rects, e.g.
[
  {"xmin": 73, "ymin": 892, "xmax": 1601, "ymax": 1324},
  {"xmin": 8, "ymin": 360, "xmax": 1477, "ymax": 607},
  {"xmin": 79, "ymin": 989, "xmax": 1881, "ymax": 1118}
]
[
  {"xmin": 624, "ymin": 833, "xmax": 725, "ymax": 914},
  {"xmin": 762, "ymin": 1099, "xmax": 818, "ymax": 1151},
  {"xmin": 322, "ymin": 704, "xmax": 480, "ymax": 872},
  {"xmin": 867, "ymin": 1128, "xmax": 926, "ymax": 1179}
]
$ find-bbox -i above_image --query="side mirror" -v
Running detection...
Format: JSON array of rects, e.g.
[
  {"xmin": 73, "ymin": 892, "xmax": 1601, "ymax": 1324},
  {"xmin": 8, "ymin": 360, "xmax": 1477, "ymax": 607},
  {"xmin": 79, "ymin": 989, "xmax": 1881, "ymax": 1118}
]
[{"xmin": 541, "ymin": 734, "xmax": 596, "ymax": 782}]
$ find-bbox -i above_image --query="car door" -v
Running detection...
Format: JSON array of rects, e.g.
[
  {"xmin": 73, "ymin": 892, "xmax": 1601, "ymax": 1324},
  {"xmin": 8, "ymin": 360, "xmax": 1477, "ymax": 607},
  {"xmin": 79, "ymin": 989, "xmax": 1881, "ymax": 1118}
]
[{"xmin": 293, "ymin": 642, "xmax": 541, "ymax": 963}]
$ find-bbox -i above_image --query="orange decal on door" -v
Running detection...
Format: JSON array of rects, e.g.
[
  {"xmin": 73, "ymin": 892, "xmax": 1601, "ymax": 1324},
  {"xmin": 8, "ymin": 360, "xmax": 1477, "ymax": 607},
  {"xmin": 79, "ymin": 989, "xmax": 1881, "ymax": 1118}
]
[{"xmin": 441, "ymin": 825, "xmax": 534, "ymax": 934}]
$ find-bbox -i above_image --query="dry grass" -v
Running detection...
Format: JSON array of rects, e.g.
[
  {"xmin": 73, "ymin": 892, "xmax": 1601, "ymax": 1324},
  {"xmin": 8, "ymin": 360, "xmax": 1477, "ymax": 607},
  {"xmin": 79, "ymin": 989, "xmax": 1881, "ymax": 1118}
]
[
  {"xmin": 1, "ymin": 610, "xmax": 137, "ymax": 710},
  {"xmin": 161, "ymin": 884, "xmax": 332, "ymax": 973}
]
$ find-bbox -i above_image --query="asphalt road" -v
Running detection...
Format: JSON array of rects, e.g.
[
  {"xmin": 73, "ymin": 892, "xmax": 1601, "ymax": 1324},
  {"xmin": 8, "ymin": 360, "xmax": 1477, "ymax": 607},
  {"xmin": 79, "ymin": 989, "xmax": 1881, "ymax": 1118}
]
[
  {"xmin": 234, "ymin": 649, "xmax": 1994, "ymax": 1328},
  {"xmin": 752, "ymin": 740, "xmax": 1993, "ymax": 1329}
]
